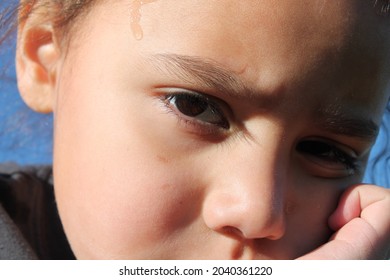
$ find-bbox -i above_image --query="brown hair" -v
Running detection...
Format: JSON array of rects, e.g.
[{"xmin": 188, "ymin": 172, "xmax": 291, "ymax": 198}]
[
  {"xmin": 0, "ymin": 0, "xmax": 94, "ymax": 48},
  {"xmin": 18, "ymin": 0, "xmax": 94, "ymax": 28}
]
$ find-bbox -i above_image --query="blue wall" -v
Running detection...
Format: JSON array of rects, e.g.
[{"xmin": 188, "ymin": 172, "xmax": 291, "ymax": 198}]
[{"xmin": 0, "ymin": 0, "xmax": 53, "ymax": 165}]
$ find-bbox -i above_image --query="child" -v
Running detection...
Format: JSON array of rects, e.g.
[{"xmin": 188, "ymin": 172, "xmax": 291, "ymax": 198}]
[{"xmin": 0, "ymin": 0, "xmax": 390, "ymax": 259}]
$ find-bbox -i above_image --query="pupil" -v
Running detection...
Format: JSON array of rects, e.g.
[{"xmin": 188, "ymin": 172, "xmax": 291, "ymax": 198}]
[
  {"xmin": 176, "ymin": 95, "xmax": 208, "ymax": 117},
  {"xmin": 297, "ymin": 141, "xmax": 331, "ymax": 156}
]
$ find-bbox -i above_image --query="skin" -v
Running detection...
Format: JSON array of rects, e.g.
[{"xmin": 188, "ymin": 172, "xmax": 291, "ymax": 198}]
[{"xmin": 16, "ymin": 0, "xmax": 390, "ymax": 259}]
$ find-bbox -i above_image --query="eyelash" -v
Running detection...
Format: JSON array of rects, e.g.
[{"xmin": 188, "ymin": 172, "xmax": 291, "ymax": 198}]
[
  {"xmin": 159, "ymin": 90, "xmax": 360, "ymax": 177},
  {"xmin": 161, "ymin": 90, "xmax": 230, "ymax": 135},
  {"xmin": 296, "ymin": 139, "xmax": 360, "ymax": 176}
]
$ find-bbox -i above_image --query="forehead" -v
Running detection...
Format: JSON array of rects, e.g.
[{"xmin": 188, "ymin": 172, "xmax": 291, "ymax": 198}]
[
  {"xmin": 135, "ymin": 1, "xmax": 389, "ymax": 107},
  {"xmin": 139, "ymin": 0, "xmax": 389, "ymax": 57},
  {"xmin": 75, "ymin": 0, "xmax": 390, "ymax": 119}
]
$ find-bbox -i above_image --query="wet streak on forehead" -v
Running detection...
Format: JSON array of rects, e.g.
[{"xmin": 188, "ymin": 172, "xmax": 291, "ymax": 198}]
[
  {"xmin": 148, "ymin": 53, "xmax": 380, "ymax": 140},
  {"xmin": 130, "ymin": 0, "xmax": 157, "ymax": 40}
]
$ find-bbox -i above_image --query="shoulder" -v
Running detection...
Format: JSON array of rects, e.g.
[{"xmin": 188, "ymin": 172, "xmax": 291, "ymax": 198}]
[
  {"xmin": 0, "ymin": 162, "xmax": 46, "ymax": 259},
  {"xmin": 0, "ymin": 162, "xmax": 53, "ymax": 206},
  {"xmin": 0, "ymin": 203, "xmax": 37, "ymax": 259},
  {"xmin": 0, "ymin": 162, "xmax": 74, "ymax": 260},
  {"xmin": 0, "ymin": 162, "xmax": 53, "ymax": 188},
  {"xmin": 0, "ymin": 162, "xmax": 53, "ymax": 222}
]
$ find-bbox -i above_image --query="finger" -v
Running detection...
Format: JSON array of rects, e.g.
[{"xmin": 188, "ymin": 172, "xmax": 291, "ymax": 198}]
[
  {"xmin": 298, "ymin": 217, "xmax": 381, "ymax": 259},
  {"xmin": 328, "ymin": 185, "xmax": 361, "ymax": 231},
  {"xmin": 299, "ymin": 184, "xmax": 390, "ymax": 259},
  {"xmin": 329, "ymin": 184, "xmax": 390, "ymax": 241}
]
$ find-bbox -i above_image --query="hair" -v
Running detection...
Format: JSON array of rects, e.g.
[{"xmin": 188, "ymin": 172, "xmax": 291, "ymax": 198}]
[
  {"xmin": 19, "ymin": 0, "xmax": 94, "ymax": 28},
  {"xmin": 0, "ymin": 0, "xmax": 94, "ymax": 48},
  {"xmin": 0, "ymin": 0, "xmax": 390, "ymax": 187}
]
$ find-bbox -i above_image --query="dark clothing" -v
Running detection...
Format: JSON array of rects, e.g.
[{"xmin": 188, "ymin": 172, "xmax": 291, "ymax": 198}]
[{"xmin": 0, "ymin": 163, "xmax": 75, "ymax": 259}]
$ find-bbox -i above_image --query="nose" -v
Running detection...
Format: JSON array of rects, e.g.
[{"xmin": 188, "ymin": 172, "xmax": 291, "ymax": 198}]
[{"xmin": 202, "ymin": 137, "xmax": 287, "ymax": 240}]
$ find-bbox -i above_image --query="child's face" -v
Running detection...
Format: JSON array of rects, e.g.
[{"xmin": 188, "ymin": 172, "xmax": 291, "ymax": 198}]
[{"xmin": 46, "ymin": 0, "xmax": 390, "ymax": 259}]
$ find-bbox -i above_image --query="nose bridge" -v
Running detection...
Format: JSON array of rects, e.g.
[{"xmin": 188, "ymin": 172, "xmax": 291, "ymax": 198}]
[{"xmin": 203, "ymin": 132, "xmax": 287, "ymax": 240}]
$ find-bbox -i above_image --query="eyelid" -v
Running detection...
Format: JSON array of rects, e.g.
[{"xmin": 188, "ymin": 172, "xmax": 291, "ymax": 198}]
[
  {"xmin": 160, "ymin": 88, "xmax": 228, "ymax": 104},
  {"xmin": 157, "ymin": 88, "xmax": 233, "ymax": 136},
  {"xmin": 300, "ymin": 137, "xmax": 359, "ymax": 158},
  {"xmin": 296, "ymin": 137, "xmax": 362, "ymax": 178},
  {"xmin": 157, "ymin": 87, "xmax": 234, "ymax": 120}
]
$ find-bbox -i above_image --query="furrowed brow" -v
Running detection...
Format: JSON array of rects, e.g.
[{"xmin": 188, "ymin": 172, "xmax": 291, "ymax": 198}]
[
  {"xmin": 148, "ymin": 53, "xmax": 381, "ymax": 141},
  {"xmin": 147, "ymin": 53, "xmax": 249, "ymax": 97},
  {"xmin": 315, "ymin": 113, "xmax": 379, "ymax": 140}
]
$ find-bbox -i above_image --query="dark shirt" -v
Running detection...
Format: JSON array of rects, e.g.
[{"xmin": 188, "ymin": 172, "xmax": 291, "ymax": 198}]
[{"xmin": 0, "ymin": 163, "xmax": 75, "ymax": 259}]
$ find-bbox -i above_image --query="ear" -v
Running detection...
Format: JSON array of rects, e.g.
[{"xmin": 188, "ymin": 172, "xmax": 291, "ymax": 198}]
[{"xmin": 16, "ymin": 15, "xmax": 61, "ymax": 113}]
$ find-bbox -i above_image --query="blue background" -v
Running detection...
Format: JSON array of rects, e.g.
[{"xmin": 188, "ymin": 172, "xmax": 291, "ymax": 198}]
[
  {"xmin": 0, "ymin": 1, "xmax": 389, "ymax": 188},
  {"xmin": 1, "ymin": 0, "xmax": 53, "ymax": 165}
]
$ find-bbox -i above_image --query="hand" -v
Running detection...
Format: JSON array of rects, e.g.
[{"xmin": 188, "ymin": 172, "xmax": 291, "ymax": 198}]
[{"xmin": 298, "ymin": 184, "xmax": 390, "ymax": 259}]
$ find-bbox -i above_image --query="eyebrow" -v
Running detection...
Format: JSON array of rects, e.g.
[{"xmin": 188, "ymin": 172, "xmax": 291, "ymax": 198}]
[
  {"xmin": 315, "ymin": 112, "xmax": 379, "ymax": 140},
  {"xmin": 148, "ymin": 53, "xmax": 250, "ymax": 99},
  {"xmin": 147, "ymin": 53, "xmax": 380, "ymax": 141}
]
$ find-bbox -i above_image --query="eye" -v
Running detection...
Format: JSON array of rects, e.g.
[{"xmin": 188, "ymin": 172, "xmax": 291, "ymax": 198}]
[
  {"xmin": 296, "ymin": 139, "xmax": 360, "ymax": 178},
  {"xmin": 163, "ymin": 90, "xmax": 230, "ymax": 130}
]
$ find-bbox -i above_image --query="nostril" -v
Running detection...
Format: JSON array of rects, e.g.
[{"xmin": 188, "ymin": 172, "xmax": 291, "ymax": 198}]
[
  {"xmin": 221, "ymin": 226, "xmax": 245, "ymax": 239},
  {"xmin": 266, "ymin": 219, "xmax": 286, "ymax": 240}
]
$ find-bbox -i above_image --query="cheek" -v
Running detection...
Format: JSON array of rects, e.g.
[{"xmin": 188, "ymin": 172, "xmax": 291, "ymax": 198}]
[
  {"xmin": 281, "ymin": 175, "xmax": 352, "ymax": 257},
  {"xmin": 52, "ymin": 74, "xmax": 202, "ymax": 259}
]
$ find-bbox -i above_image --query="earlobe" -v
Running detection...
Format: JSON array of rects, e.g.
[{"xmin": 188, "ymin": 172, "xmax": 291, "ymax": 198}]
[{"xmin": 16, "ymin": 23, "xmax": 60, "ymax": 113}]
